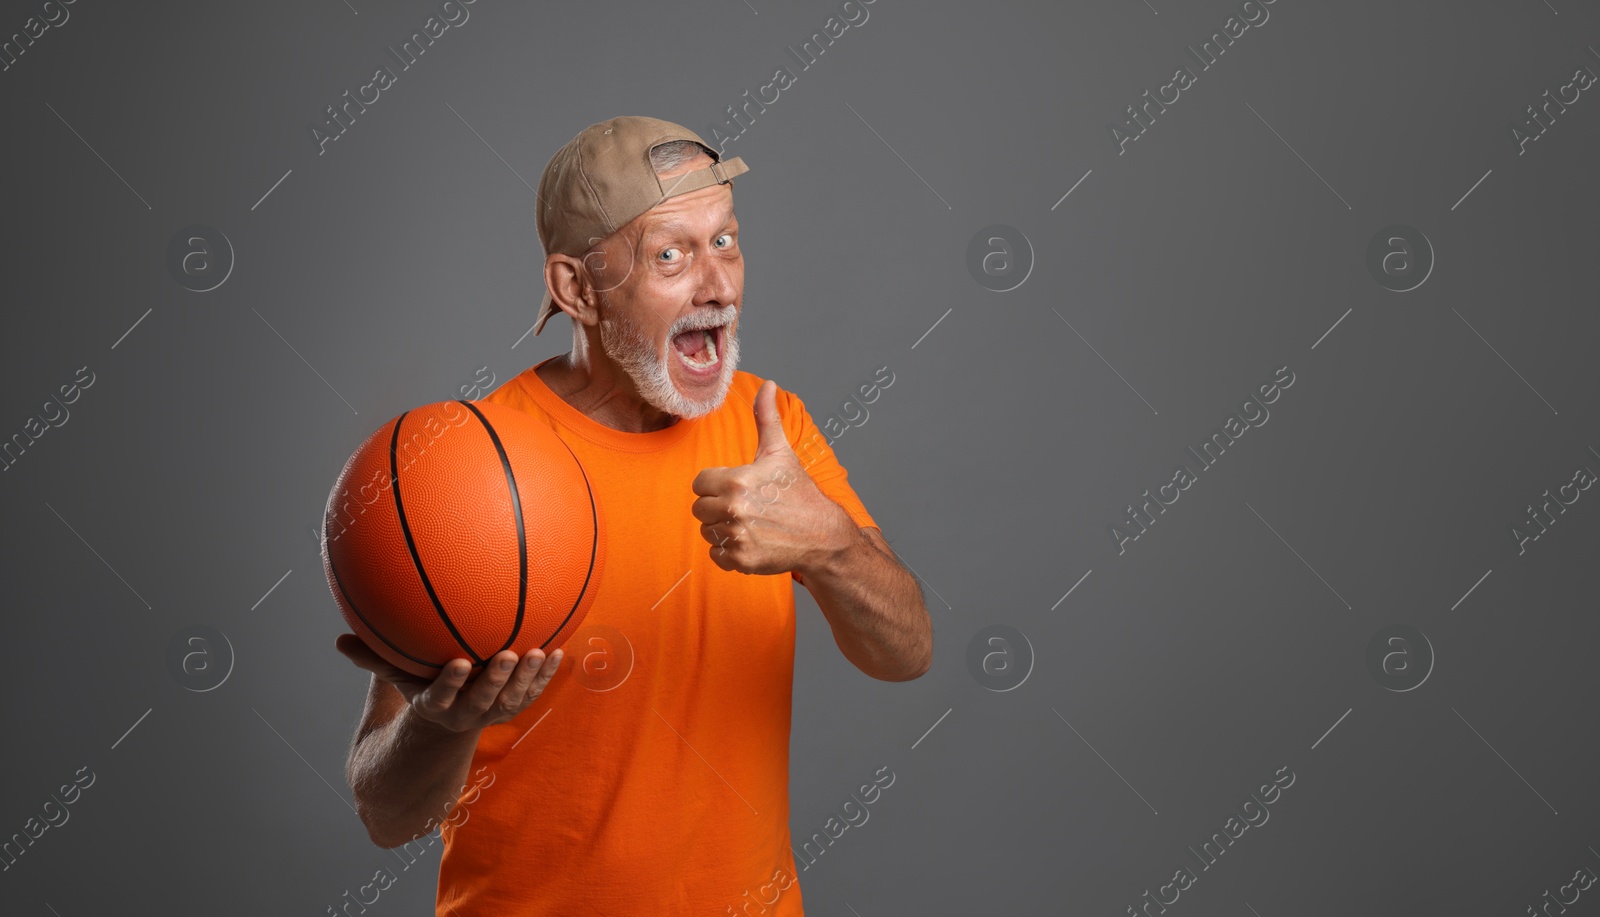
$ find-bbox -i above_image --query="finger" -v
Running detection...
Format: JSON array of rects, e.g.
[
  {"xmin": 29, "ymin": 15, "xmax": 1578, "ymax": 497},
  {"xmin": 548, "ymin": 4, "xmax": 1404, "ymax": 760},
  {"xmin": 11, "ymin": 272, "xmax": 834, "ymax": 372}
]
[
  {"xmin": 689, "ymin": 495, "xmax": 731, "ymax": 525},
  {"xmin": 336, "ymin": 634, "xmax": 432, "ymax": 691},
  {"xmin": 708, "ymin": 543, "xmax": 738, "ymax": 571},
  {"xmin": 460, "ymin": 651, "xmax": 521, "ymax": 715},
  {"xmin": 700, "ymin": 521, "xmax": 742, "ymax": 550},
  {"xmin": 507, "ymin": 649, "xmax": 561, "ymax": 712},
  {"xmin": 752, "ymin": 379, "xmax": 794, "ymax": 459},
  {"xmin": 523, "ymin": 648, "xmax": 564, "ymax": 702},
  {"xmin": 335, "ymin": 633, "xmax": 386, "ymax": 671},
  {"xmin": 691, "ymin": 466, "xmax": 736, "ymax": 496},
  {"xmin": 415, "ymin": 658, "xmax": 473, "ymax": 717},
  {"xmin": 495, "ymin": 649, "xmax": 548, "ymax": 715}
]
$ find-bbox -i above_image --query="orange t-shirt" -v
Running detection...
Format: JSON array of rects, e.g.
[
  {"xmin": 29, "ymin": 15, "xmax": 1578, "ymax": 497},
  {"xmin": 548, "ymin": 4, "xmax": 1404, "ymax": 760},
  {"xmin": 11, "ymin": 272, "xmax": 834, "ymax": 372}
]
[{"xmin": 436, "ymin": 357, "xmax": 877, "ymax": 916}]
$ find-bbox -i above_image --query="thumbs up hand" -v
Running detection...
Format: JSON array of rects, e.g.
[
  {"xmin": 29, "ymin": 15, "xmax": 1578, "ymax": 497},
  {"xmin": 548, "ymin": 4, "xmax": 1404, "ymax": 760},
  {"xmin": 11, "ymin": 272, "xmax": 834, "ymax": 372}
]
[{"xmin": 690, "ymin": 379, "xmax": 856, "ymax": 576}]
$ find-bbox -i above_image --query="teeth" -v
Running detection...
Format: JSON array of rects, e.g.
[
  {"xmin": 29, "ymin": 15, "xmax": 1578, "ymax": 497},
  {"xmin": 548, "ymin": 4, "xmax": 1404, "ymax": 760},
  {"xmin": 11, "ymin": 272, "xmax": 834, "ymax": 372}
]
[{"xmin": 676, "ymin": 327, "xmax": 719, "ymax": 369}]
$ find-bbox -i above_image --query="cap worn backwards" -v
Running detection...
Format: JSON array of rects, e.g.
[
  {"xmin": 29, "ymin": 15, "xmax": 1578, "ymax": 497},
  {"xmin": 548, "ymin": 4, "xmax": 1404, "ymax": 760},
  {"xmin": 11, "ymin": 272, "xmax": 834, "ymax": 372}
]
[{"xmin": 532, "ymin": 116, "xmax": 750, "ymax": 336}]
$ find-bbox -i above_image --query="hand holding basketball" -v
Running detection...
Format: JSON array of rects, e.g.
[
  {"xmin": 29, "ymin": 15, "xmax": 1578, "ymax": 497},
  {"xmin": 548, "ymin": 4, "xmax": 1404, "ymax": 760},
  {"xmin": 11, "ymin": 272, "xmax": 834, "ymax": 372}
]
[
  {"xmin": 320, "ymin": 400, "xmax": 604, "ymax": 680},
  {"xmin": 690, "ymin": 380, "xmax": 855, "ymax": 576},
  {"xmin": 336, "ymin": 634, "xmax": 564, "ymax": 733}
]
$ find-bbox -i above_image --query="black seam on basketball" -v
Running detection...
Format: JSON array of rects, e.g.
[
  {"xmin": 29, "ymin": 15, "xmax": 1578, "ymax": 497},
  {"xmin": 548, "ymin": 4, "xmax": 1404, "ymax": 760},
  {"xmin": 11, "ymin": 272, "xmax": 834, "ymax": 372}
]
[
  {"xmin": 327, "ymin": 534, "xmax": 449, "ymax": 670},
  {"xmin": 390, "ymin": 410, "xmax": 485, "ymax": 665},
  {"xmin": 539, "ymin": 432, "xmax": 600, "ymax": 650},
  {"xmin": 459, "ymin": 400, "xmax": 529, "ymax": 658}
]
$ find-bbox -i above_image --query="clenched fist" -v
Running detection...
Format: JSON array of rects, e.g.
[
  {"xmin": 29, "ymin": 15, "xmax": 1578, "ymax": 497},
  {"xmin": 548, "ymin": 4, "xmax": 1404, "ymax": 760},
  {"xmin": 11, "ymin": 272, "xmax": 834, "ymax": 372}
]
[{"xmin": 690, "ymin": 379, "xmax": 855, "ymax": 576}]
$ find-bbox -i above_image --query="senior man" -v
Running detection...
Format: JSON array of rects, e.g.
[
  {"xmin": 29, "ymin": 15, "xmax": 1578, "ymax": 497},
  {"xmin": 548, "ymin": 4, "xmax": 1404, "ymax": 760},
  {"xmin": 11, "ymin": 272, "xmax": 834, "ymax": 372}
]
[{"xmin": 335, "ymin": 116, "xmax": 932, "ymax": 915}]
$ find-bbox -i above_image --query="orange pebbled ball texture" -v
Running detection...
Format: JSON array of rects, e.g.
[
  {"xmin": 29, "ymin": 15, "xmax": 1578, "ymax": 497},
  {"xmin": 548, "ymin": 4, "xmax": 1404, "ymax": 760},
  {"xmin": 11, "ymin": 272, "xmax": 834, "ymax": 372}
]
[{"xmin": 321, "ymin": 400, "xmax": 604, "ymax": 679}]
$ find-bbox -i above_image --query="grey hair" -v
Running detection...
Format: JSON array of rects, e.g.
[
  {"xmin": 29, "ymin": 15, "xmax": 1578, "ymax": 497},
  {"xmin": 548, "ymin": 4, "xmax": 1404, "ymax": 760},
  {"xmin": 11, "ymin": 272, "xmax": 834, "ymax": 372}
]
[{"xmin": 648, "ymin": 139, "xmax": 714, "ymax": 174}]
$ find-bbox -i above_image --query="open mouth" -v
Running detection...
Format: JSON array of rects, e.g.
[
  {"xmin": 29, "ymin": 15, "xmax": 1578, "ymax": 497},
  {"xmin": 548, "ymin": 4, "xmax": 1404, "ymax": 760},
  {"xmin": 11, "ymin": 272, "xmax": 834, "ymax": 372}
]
[{"xmin": 670, "ymin": 323, "xmax": 723, "ymax": 374}]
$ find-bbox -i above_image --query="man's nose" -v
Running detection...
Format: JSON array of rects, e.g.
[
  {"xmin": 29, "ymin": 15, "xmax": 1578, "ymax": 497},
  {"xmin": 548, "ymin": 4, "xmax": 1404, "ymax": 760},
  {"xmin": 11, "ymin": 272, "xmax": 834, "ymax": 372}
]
[{"xmin": 691, "ymin": 252, "xmax": 738, "ymax": 307}]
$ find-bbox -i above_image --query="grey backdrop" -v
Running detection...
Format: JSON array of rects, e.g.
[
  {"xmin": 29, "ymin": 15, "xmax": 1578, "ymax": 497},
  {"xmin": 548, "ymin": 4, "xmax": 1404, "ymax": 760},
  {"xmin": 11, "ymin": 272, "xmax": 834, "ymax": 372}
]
[{"xmin": 3, "ymin": 0, "xmax": 1598, "ymax": 914}]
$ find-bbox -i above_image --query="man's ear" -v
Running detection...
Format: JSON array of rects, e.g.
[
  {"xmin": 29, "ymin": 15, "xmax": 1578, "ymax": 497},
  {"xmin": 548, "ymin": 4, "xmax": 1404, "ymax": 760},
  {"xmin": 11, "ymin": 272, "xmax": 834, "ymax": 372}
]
[{"xmin": 545, "ymin": 253, "xmax": 601, "ymax": 327}]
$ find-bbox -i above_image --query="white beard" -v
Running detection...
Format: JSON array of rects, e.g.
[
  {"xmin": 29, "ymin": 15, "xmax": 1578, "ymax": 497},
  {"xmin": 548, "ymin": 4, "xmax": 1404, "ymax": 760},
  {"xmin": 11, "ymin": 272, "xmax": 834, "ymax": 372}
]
[{"xmin": 597, "ymin": 296, "xmax": 741, "ymax": 420}]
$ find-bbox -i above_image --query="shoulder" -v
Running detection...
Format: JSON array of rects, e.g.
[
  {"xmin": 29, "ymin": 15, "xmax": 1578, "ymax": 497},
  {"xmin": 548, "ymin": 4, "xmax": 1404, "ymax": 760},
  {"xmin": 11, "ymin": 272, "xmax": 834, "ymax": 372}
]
[
  {"xmin": 729, "ymin": 369, "xmax": 811, "ymax": 413},
  {"xmin": 473, "ymin": 366, "xmax": 552, "ymax": 422},
  {"xmin": 728, "ymin": 369, "xmax": 818, "ymax": 433},
  {"xmin": 728, "ymin": 369, "xmax": 831, "ymax": 461},
  {"xmin": 728, "ymin": 369, "xmax": 764, "ymax": 403}
]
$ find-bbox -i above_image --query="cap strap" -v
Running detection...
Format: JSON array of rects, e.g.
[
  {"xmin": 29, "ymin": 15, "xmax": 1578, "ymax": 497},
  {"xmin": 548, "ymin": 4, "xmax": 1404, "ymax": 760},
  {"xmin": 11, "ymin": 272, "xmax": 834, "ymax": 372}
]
[{"xmin": 656, "ymin": 156, "xmax": 749, "ymax": 201}]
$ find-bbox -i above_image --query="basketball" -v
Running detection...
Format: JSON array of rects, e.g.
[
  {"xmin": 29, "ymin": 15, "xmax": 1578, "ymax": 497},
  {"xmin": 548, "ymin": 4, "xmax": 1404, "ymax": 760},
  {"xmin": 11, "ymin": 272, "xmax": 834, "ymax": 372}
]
[{"xmin": 320, "ymin": 399, "xmax": 604, "ymax": 679}]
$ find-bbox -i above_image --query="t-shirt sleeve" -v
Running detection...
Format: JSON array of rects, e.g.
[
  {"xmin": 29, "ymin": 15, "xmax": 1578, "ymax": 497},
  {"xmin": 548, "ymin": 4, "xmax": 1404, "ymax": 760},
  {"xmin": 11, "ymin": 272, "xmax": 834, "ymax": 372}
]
[{"xmin": 778, "ymin": 385, "xmax": 879, "ymax": 533}]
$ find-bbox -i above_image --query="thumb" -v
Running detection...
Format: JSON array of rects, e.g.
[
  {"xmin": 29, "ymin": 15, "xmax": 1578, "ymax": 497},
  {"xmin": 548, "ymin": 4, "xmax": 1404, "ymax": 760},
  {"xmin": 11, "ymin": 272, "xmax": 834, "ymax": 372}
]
[{"xmin": 753, "ymin": 379, "xmax": 793, "ymax": 460}]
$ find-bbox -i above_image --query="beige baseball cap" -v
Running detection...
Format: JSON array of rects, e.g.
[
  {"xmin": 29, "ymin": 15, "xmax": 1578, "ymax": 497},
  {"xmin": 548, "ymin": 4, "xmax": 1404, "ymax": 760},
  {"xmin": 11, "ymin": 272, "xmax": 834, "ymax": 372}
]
[{"xmin": 531, "ymin": 115, "xmax": 750, "ymax": 336}]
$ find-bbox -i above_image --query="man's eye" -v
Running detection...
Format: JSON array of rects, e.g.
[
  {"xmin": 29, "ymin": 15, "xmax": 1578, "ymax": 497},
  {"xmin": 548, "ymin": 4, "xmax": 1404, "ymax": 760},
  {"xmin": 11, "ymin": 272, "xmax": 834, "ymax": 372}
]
[
  {"xmin": 713, "ymin": 234, "xmax": 734, "ymax": 249},
  {"xmin": 658, "ymin": 248, "xmax": 682, "ymax": 262}
]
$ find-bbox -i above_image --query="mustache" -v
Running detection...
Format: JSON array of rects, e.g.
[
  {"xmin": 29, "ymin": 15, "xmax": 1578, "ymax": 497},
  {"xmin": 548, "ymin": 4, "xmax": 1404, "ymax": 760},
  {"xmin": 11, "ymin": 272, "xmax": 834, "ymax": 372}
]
[{"xmin": 669, "ymin": 308, "xmax": 738, "ymax": 336}]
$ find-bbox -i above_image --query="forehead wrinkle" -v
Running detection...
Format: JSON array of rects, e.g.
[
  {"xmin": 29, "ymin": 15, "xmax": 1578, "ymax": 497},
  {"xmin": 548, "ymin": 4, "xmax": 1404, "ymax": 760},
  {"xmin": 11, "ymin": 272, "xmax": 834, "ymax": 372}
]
[{"xmin": 639, "ymin": 197, "xmax": 736, "ymax": 243}]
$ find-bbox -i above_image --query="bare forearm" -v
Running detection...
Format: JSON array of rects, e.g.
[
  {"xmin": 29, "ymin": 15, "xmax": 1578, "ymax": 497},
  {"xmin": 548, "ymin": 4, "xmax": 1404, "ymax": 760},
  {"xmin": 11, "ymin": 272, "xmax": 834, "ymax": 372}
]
[
  {"xmin": 348, "ymin": 707, "xmax": 483, "ymax": 847},
  {"xmin": 800, "ymin": 526, "xmax": 932, "ymax": 681}
]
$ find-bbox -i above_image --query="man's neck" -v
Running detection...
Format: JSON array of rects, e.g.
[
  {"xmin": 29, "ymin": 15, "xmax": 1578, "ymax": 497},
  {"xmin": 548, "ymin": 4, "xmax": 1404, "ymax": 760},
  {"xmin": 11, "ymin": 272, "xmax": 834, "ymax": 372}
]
[{"xmin": 534, "ymin": 351, "xmax": 681, "ymax": 434}]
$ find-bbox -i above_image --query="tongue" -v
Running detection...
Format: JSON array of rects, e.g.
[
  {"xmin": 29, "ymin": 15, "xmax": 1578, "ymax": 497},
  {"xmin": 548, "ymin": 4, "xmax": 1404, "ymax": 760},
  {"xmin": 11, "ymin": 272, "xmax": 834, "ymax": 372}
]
[{"xmin": 673, "ymin": 329, "xmax": 708, "ymax": 359}]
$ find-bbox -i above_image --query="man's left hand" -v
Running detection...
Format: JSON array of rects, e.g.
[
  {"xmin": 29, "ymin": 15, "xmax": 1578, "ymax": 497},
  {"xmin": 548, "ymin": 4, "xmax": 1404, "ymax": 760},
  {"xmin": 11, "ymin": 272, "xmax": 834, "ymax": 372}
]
[{"xmin": 690, "ymin": 379, "xmax": 856, "ymax": 575}]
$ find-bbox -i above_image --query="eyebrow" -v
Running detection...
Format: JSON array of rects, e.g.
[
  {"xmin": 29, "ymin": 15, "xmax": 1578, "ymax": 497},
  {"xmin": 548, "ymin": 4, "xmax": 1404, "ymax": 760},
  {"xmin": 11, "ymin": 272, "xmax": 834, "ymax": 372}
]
[{"xmin": 642, "ymin": 210, "xmax": 736, "ymax": 243}]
